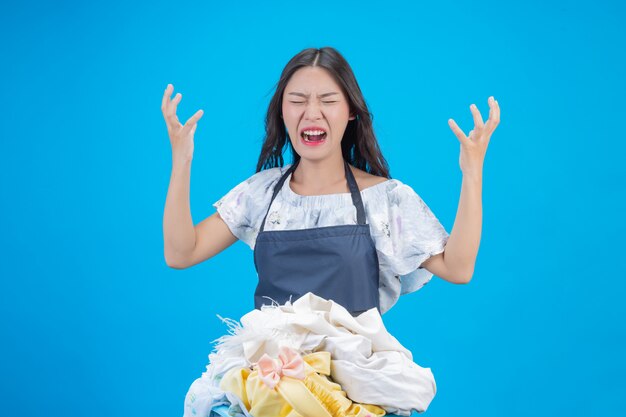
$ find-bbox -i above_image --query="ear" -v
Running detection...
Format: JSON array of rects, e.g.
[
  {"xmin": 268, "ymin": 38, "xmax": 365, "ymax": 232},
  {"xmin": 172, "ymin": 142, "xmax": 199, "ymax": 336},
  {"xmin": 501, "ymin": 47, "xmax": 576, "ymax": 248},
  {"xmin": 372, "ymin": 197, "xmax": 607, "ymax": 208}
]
[{"xmin": 348, "ymin": 113, "xmax": 356, "ymax": 121}]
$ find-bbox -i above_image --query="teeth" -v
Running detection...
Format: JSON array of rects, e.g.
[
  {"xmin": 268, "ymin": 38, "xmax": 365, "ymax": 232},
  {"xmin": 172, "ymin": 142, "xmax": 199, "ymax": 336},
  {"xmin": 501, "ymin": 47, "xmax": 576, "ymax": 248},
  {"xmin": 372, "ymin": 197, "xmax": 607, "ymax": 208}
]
[
  {"xmin": 303, "ymin": 132, "xmax": 327, "ymax": 142},
  {"xmin": 302, "ymin": 129, "xmax": 327, "ymax": 142}
]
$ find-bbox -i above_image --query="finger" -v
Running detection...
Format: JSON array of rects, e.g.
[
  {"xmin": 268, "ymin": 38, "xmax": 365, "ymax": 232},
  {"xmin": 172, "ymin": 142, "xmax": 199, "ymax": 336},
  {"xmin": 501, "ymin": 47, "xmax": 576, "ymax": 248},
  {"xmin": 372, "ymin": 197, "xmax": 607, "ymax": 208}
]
[
  {"xmin": 495, "ymin": 99, "xmax": 500, "ymax": 125},
  {"xmin": 167, "ymin": 92, "xmax": 182, "ymax": 117},
  {"xmin": 166, "ymin": 92, "xmax": 183, "ymax": 128},
  {"xmin": 162, "ymin": 84, "xmax": 174, "ymax": 130},
  {"xmin": 469, "ymin": 103, "xmax": 485, "ymax": 129},
  {"xmin": 448, "ymin": 119, "xmax": 471, "ymax": 146},
  {"xmin": 161, "ymin": 84, "xmax": 173, "ymax": 114},
  {"xmin": 485, "ymin": 96, "xmax": 500, "ymax": 132},
  {"xmin": 180, "ymin": 109, "xmax": 204, "ymax": 137},
  {"xmin": 185, "ymin": 109, "xmax": 204, "ymax": 126}
]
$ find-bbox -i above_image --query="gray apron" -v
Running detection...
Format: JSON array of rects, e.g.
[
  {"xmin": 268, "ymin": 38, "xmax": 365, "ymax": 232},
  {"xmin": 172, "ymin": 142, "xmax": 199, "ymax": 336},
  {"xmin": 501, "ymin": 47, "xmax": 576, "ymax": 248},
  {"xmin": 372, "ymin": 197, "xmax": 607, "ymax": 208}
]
[{"xmin": 253, "ymin": 159, "xmax": 380, "ymax": 315}]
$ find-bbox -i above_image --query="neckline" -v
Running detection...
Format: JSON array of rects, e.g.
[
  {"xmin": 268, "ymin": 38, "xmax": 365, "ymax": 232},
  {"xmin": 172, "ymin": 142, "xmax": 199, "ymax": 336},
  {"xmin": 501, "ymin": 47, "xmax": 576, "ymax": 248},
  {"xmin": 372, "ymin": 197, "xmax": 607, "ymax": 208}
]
[{"xmin": 284, "ymin": 169, "xmax": 392, "ymax": 199}]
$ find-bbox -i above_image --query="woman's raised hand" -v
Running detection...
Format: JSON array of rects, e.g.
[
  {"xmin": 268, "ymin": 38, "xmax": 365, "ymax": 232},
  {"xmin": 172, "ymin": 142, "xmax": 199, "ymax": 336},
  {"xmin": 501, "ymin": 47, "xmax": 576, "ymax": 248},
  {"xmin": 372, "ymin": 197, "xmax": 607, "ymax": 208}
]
[
  {"xmin": 161, "ymin": 84, "xmax": 204, "ymax": 166},
  {"xmin": 448, "ymin": 96, "xmax": 500, "ymax": 180}
]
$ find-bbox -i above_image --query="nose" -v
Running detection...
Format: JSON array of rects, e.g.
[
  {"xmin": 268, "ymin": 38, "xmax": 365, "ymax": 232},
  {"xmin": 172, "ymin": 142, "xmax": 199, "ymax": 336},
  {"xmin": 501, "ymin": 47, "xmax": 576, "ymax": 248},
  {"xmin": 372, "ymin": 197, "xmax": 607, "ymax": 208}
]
[{"xmin": 303, "ymin": 101, "xmax": 323, "ymax": 121}]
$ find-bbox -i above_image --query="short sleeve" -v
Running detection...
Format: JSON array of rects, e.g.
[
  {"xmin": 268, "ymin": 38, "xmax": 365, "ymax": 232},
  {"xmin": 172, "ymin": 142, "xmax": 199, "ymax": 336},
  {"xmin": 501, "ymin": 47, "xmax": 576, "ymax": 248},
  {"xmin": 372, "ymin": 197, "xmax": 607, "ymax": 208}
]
[
  {"xmin": 212, "ymin": 167, "xmax": 284, "ymax": 249},
  {"xmin": 374, "ymin": 181, "xmax": 450, "ymax": 299}
]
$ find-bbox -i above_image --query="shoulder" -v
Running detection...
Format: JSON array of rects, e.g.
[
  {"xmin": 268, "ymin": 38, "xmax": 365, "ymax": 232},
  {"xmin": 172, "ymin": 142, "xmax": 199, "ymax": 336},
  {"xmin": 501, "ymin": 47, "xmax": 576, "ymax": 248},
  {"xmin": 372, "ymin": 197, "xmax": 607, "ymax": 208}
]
[
  {"xmin": 349, "ymin": 166, "xmax": 416, "ymax": 199},
  {"xmin": 225, "ymin": 165, "xmax": 292, "ymax": 197},
  {"xmin": 243, "ymin": 165, "xmax": 289, "ymax": 185},
  {"xmin": 349, "ymin": 166, "xmax": 390, "ymax": 191},
  {"xmin": 214, "ymin": 164, "xmax": 291, "ymax": 208}
]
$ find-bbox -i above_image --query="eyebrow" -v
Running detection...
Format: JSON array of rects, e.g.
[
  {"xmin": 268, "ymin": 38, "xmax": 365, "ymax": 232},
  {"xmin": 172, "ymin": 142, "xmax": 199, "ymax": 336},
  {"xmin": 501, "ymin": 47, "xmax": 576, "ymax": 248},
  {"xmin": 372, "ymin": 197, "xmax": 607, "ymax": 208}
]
[{"xmin": 287, "ymin": 92, "xmax": 340, "ymax": 98}]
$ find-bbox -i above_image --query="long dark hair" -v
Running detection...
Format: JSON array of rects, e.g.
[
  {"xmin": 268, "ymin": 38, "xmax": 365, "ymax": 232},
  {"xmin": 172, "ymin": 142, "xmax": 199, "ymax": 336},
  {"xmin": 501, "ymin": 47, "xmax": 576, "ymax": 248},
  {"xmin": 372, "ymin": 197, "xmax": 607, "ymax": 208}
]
[{"xmin": 255, "ymin": 47, "xmax": 391, "ymax": 178}]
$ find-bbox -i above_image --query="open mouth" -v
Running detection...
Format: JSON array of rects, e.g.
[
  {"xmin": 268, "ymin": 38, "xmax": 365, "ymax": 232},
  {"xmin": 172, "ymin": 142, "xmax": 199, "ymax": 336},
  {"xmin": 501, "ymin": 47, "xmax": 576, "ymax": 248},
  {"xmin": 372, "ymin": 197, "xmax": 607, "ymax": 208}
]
[{"xmin": 300, "ymin": 129, "xmax": 328, "ymax": 143}]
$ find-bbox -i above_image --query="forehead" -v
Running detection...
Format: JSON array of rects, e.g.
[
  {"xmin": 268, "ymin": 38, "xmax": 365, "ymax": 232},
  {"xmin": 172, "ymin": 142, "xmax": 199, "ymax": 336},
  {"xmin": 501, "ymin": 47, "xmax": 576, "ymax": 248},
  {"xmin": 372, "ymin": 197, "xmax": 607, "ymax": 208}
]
[{"xmin": 284, "ymin": 66, "xmax": 343, "ymax": 94}]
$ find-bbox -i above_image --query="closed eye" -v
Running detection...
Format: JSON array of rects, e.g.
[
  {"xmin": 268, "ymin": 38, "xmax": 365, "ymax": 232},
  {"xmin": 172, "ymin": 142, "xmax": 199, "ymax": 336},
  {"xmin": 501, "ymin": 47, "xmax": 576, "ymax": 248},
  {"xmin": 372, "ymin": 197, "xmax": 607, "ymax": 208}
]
[{"xmin": 289, "ymin": 101, "xmax": 338, "ymax": 104}]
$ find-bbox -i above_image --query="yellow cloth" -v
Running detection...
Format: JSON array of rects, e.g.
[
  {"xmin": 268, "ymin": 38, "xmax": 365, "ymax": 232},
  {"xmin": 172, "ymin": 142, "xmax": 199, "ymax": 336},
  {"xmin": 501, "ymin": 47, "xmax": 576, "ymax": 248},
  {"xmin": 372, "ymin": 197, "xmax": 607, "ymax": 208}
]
[{"xmin": 220, "ymin": 351, "xmax": 386, "ymax": 417}]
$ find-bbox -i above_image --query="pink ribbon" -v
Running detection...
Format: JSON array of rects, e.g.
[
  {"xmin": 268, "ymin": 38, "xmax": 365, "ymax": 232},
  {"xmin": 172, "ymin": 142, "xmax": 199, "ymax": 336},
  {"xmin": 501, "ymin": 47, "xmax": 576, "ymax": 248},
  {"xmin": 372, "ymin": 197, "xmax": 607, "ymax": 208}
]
[{"xmin": 256, "ymin": 346, "xmax": 305, "ymax": 389}]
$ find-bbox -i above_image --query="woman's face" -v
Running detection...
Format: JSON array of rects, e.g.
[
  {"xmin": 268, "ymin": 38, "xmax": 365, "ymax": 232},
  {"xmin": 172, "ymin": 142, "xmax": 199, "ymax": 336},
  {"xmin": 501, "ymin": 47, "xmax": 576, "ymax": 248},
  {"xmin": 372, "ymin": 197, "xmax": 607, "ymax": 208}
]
[{"xmin": 282, "ymin": 66, "xmax": 355, "ymax": 163}]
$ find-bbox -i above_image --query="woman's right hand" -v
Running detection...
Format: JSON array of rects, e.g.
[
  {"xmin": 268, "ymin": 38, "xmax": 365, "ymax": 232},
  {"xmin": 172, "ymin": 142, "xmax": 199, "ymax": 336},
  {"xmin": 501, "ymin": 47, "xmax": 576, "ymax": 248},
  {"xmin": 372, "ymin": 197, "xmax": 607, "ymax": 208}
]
[{"xmin": 161, "ymin": 84, "xmax": 204, "ymax": 166}]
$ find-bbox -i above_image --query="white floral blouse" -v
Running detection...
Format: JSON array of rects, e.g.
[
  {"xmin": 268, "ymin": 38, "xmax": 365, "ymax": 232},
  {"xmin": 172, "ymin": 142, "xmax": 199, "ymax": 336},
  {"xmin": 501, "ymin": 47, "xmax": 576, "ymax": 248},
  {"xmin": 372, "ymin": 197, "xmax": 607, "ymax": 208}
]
[{"xmin": 213, "ymin": 164, "xmax": 450, "ymax": 314}]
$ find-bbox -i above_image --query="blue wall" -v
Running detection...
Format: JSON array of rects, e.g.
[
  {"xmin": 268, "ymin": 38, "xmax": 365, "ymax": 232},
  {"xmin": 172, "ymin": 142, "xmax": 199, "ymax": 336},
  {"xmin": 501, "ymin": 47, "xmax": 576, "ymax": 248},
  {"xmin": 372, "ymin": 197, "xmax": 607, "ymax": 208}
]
[{"xmin": 1, "ymin": 0, "xmax": 624, "ymax": 416}]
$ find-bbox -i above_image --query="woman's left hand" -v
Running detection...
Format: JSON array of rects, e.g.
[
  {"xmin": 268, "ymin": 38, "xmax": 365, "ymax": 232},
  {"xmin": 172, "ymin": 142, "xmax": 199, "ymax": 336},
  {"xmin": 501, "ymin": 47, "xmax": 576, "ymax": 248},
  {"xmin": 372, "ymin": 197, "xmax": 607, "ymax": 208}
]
[{"xmin": 448, "ymin": 96, "xmax": 500, "ymax": 180}]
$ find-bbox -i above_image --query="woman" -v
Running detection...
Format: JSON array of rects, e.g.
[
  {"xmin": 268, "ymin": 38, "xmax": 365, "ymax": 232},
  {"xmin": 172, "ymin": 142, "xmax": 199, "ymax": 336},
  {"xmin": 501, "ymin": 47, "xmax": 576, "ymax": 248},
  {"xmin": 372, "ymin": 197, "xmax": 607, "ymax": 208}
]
[{"xmin": 162, "ymin": 47, "xmax": 500, "ymax": 417}]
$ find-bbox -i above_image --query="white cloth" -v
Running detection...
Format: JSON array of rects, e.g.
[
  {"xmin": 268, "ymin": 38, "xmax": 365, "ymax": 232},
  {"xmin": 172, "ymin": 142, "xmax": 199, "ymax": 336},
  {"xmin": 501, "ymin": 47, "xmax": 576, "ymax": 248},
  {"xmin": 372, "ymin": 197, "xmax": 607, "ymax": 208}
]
[
  {"xmin": 184, "ymin": 293, "xmax": 437, "ymax": 416},
  {"xmin": 214, "ymin": 164, "xmax": 450, "ymax": 314}
]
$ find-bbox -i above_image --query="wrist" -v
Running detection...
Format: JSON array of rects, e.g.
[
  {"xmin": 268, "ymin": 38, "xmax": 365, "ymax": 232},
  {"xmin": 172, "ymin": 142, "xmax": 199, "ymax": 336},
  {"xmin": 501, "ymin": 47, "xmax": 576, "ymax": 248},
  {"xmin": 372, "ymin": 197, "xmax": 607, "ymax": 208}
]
[
  {"xmin": 462, "ymin": 170, "xmax": 483, "ymax": 184},
  {"xmin": 172, "ymin": 158, "xmax": 192, "ymax": 172}
]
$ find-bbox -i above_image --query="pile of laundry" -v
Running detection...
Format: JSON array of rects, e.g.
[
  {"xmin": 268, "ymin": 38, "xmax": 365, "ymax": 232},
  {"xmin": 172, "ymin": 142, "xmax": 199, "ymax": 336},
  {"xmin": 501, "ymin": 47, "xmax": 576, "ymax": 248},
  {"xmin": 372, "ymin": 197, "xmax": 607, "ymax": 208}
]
[{"xmin": 183, "ymin": 292, "xmax": 437, "ymax": 417}]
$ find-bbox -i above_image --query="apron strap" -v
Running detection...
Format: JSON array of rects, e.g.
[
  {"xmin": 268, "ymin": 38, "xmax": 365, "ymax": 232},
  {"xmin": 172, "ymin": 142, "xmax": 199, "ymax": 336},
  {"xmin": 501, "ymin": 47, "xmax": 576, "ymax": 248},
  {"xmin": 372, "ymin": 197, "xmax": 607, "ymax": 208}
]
[
  {"xmin": 259, "ymin": 162, "xmax": 299, "ymax": 233},
  {"xmin": 259, "ymin": 159, "xmax": 367, "ymax": 233},
  {"xmin": 343, "ymin": 160, "xmax": 367, "ymax": 225}
]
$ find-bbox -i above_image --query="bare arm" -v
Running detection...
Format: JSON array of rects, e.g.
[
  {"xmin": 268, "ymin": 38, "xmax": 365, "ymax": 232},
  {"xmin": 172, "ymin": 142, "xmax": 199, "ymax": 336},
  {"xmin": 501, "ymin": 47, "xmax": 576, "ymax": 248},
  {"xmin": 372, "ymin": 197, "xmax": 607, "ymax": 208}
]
[
  {"xmin": 420, "ymin": 175, "xmax": 482, "ymax": 284},
  {"xmin": 162, "ymin": 161, "xmax": 238, "ymax": 269},
  {"xmin": 161, "ymin": 84, "xmax": 238, "ymax": 269},
  {"xmin": 421, "ymin": 96, "xmax": 500, "ymax": 284},
  {"xmin": 163, "ymin": 161, "xmax": 195, "ymax": 267}
]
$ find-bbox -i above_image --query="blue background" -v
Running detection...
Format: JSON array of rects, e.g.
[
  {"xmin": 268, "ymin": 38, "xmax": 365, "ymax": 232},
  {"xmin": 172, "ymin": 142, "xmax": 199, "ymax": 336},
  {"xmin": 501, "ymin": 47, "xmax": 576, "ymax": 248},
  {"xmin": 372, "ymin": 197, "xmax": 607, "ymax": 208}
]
[{"xmin": 1, "ymin": 0, "xmax": 624, "ymax": 416}]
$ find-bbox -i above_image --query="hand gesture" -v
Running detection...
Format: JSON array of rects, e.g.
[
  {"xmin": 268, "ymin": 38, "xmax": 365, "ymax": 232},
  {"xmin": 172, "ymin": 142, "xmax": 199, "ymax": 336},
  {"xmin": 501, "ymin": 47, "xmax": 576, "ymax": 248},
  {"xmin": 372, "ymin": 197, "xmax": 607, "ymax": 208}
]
[
  {"xmin": 161, "ymin": 84, "xmax": 204, "ymax": 166},
  {"xmin": 448, "ymin": 96, "xmax": 500, "ymax": 180}
]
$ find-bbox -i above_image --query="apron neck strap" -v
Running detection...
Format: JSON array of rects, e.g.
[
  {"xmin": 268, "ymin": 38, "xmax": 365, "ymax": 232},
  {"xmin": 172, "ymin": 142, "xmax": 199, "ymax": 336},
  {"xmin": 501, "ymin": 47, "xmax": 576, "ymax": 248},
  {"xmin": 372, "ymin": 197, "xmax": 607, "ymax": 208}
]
[
  {"xmin": 259, "ymin": 159, "xmax": 367, "ymax": 233},
  {"xmin": 343, "ymin": 160, "xmax": 367, "ymax": 225}
]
